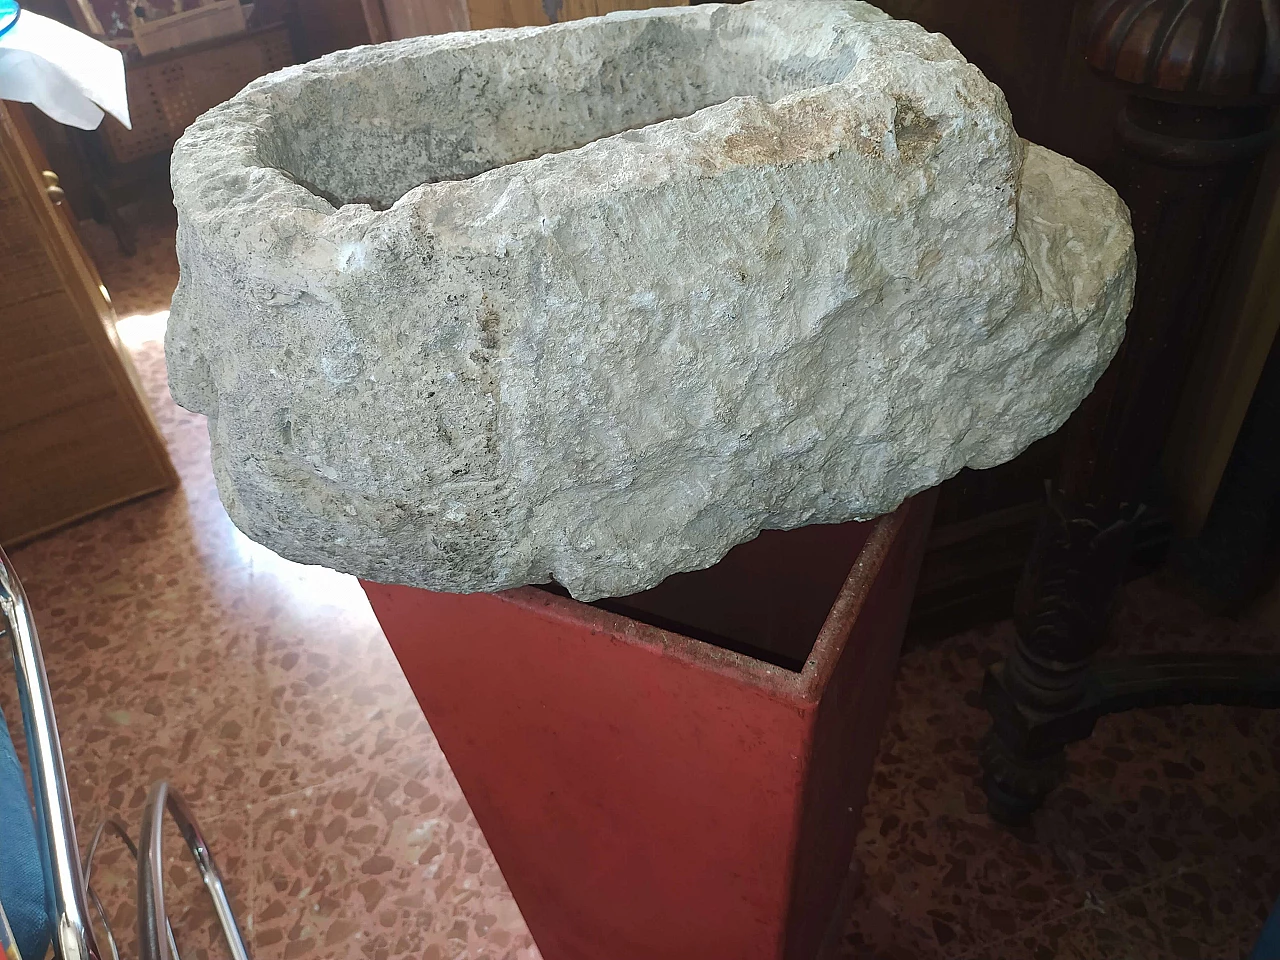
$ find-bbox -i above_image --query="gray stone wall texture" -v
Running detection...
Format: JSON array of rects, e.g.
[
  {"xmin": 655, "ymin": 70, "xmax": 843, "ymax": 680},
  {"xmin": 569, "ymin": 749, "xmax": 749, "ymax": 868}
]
[{"xmin": 167, "ymin": 0, "xmax": 1136, "ymax": 601}]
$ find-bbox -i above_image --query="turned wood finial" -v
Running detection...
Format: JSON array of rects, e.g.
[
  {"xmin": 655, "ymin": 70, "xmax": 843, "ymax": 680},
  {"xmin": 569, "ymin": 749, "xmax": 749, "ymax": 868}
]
[{"xmin": 1085, "ymin": 0, "xmax": 1280, "ymax": 98}]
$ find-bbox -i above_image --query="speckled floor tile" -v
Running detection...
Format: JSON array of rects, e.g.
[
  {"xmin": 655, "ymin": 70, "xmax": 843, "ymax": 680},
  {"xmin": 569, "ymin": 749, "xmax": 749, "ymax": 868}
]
[
  {"xmin": 841, "ymin": 590, "xmax": 1280, "ymax": 960},
  {"xmin": 251, "ymin": 589, "xmax": 440, "ymax": 799},
  {"xmin": 252, "ymin": 764, "xmax": 538, "ymax": 960},
  {"xmin": 987, "ymin": 858, "xmax": 1280, "ymax": 960},
  {"xmin": 81, "ymin": 802, "xmax": 254, "ymax": 960},
  {"xmin": 3, "ymin": 209, "xmax": 1276, "ymax": 960}
]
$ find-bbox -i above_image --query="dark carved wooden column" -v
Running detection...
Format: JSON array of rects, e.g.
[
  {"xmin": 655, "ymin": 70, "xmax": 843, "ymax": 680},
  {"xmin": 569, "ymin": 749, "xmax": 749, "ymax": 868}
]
[{"xmin": 981, "ymin": 0, "xmax": 1280, "ymax": 824}]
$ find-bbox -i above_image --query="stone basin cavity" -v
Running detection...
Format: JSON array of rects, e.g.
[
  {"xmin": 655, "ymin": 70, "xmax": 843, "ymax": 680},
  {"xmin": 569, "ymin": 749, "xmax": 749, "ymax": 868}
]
[
  {"xmin": 167, "ymin": 0, "xmax": 1136, "ymax": 601},
  {"xmin": 259, "ymin": 4, "xmax": 876, "ymax": 210}
]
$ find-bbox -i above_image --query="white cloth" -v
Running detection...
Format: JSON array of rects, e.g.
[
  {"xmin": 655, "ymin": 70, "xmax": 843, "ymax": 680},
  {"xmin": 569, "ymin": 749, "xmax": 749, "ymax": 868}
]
[{"xmin": 0, "ymin": 9, "xmax": 129, "ymax": 130}]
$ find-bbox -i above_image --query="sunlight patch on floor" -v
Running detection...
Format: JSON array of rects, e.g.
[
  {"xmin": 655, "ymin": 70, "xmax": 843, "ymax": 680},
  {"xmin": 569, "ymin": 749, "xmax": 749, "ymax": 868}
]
[{"xmin": 115, "ymin": 309, "xmax": 169, "ymax": 348}]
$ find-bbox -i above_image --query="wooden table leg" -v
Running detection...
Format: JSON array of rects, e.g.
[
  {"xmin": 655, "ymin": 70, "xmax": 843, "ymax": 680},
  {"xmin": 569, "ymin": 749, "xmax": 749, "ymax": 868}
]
[{"xmin": 980, "ymin": 0, "xmax": 1280, "ymax": 824}]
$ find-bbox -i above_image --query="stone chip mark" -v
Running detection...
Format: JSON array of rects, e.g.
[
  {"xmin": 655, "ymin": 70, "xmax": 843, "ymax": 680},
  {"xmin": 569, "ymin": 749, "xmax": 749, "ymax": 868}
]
[{"xmin": 891, "ymin": 95, "xmax": 944, "ymax": 161}]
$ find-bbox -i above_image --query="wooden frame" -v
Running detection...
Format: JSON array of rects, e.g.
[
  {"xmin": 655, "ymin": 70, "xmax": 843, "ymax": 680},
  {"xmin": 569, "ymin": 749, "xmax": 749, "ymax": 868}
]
[
  {"xmin": 360, "ymin": 0, "xmax": 685, "ymax": 39},
  {"xmin": 0, "ymin": 104, "xmax": 176, "ymax": 546}
]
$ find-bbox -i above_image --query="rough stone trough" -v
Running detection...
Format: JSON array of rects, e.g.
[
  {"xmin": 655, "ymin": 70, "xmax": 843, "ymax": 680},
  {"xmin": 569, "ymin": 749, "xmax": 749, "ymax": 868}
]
[{"xmin": 166, "ymin": 0, "xmax": 1136, "ymax": 600}]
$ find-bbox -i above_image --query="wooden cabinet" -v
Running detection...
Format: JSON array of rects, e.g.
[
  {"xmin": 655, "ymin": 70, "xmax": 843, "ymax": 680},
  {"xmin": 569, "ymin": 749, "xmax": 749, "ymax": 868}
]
[{"xmin": 0, "ymin": 103, "xmax": 176, "ymax": 546}]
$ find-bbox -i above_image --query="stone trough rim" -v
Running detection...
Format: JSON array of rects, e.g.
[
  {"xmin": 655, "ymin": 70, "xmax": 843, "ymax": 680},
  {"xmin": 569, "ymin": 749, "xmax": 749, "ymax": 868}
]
[{"xmin": 172, "ymin": 0, "xmax": 931, "ymax": 231}]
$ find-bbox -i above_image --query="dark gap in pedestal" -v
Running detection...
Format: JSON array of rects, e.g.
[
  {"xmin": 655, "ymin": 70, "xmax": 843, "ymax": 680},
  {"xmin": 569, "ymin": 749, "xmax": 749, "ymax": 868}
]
[{"xmin": 538, "ymin": 519, "xmax": 875, "ymax": 672}]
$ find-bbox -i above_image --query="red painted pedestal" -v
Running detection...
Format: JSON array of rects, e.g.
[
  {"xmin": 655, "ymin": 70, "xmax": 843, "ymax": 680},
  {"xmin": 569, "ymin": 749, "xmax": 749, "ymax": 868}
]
[{"xmin": 362, "ymin": 493, "xmax": 934, "ymax": 960}]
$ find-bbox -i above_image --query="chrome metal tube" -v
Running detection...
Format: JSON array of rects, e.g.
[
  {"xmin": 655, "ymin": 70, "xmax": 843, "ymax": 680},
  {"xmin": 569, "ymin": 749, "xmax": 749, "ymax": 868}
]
[
  {"xmin": 85, "ymin": 816, "xmax": 182, "ymax": 960},
  {"xmin": 0, "ymin": 545, "xmax": 103, "ymax": 960},
  {"xmin": 84, "ymin": 818, "xmax": 134, "ymax": 960},
  {"xmin": 138, "ymin": 782, "xmax": 251, "ymax": 960}
]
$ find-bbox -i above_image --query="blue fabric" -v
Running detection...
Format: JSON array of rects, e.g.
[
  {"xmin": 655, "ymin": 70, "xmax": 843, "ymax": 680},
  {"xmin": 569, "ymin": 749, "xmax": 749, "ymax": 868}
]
[
  {"xmin": 0, "ymin": 1, "xmax": 19, "ymax": 41},
  {"xmin": 1254, "ymin": 895, "xmax": 1280, "ymax": 960},
  {"xmin": 0, "ymin": 706, "xmax": 51, "ymax": 960}
]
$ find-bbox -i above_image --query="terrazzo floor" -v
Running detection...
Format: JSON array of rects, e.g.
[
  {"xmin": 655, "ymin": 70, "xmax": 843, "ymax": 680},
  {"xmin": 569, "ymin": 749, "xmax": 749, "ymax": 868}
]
[{"xmin": 2, "ymin": 209, "xmax": 1278, "ymax": 960}]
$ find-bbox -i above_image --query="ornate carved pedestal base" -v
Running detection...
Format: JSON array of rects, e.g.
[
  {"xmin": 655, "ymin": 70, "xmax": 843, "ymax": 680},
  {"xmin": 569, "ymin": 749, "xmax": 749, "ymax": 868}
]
[
  {"xmin": 982, "ymin": 490, "xmax": 1140, "ymax": 823},
  {"xmin": 981, "ymin": 0, "xmax": 1280, "ymax": 823}
]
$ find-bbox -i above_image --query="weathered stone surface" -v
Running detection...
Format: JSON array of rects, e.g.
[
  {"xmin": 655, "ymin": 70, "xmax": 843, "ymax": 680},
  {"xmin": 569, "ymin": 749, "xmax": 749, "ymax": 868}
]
[{"xmin": 167, "ymin": 0, "xmax": 1135, "ymax": 601}]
